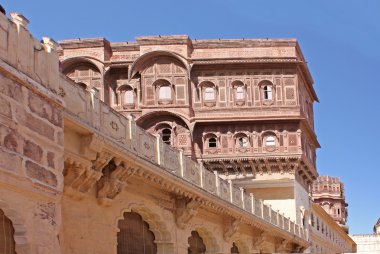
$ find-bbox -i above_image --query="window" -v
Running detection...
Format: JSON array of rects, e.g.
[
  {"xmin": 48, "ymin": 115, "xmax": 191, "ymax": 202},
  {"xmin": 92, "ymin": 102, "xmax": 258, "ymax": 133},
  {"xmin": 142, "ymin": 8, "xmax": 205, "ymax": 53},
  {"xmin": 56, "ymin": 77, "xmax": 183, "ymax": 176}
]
[
  {"xmin": 237, "ymin": 136, "xmax": 249, "ymax": 148},
  {"xmin": 0, "ymin": 209, "xmax": 16, "ymax": 254},
  {"xmin": 123, "ymin": 89, "xmax": 134, "ymax": 104},
  {"xmin": 204, "ymin": 87, "xmax": 215, "ymax": 101},
  {"xmin": 159, "ymin": 86, "xmax": 171, "ymax": 100},
  {"xmin": 208, "ymin": 137, "xmax": 217, "ymax": 148},
  {"xmin": 162, "ymin": 128, "xmax": 171, "ymax": 145},
  {"xmin": 235, "ymin": 86, "xmax": 244, "ymax": 100},
  {"xmin": 265, "ymin": 136, "xmax": 276, "ymax": 146},
  {"xmin": 188, "ymin": 231, "xmax": 206, "ymax": 254},
  {"xmin": 263, "ymin": 85, "xmax": 273, "ymax": 100},
  {"xmin": 231, "ymin": 243, "xmax": 240, "ymax": 254},
  {"xmin": 117, "ymin": 212, "xmax": 157, "ymax": 254}
]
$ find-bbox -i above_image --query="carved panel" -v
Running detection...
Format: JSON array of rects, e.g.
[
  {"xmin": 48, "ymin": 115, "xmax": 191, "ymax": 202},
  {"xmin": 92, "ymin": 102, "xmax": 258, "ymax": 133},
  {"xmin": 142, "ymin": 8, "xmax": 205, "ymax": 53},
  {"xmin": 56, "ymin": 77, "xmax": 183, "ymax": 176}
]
[
  {"xmin": 184, "ymin": 157, "xmax": 201, "ymax": 185},
  {"xmin": 232, "ymin": 186, "xmax": 242, "ymax": 207},
  {"xmin": 284, "ymin": 217, "xmax": 290, "ymax": 231},
  {"xmin": 176, "ymin": 85, "xmax": 185, "ymax": 99},
  {"xmin": 162, "ymin": 144, "xmax": 180, "ymax": 175},
  {"xmin": 271, "ymin": 210, "xmax": 278, "ymax": 225},
  {"xmin": 285, "ymin": 87, "xmax": 295, "ymax": 100},
  {"xmin": 219, "ymin": 179, "xmax": 230, "ymax": 201},
  {"xmin": 100, "ymin": 104, "xmax": 129, "ymax": 145},
  {"xmin": 132, "ymin": 127, "xmax": 156, "ymax": 163},
  {"xmin": 288, "ymin": 134, "xmax": 297, "ymax": 146},
  {"xmin": 263, "ymin": 205, "xmax": 270, "ymax": 221},
  {"xmin": 243, "ymin": 194, "xmax": 252, "ymax": 213},
  {"xmin": 203, "ymin": 170, "xmax": 216, "ymax": 194},
  {"xmin": 255, "ymin": 200, "xmax": 262, "ymax": 216}
]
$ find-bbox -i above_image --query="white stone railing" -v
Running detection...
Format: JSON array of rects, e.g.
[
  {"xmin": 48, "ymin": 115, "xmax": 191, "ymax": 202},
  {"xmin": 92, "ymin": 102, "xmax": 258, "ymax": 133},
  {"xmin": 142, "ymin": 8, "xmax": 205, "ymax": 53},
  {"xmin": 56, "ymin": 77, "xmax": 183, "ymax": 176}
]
[{"xmin": 61, "ymin": 75, "xmax": 306, "ymax": 240}]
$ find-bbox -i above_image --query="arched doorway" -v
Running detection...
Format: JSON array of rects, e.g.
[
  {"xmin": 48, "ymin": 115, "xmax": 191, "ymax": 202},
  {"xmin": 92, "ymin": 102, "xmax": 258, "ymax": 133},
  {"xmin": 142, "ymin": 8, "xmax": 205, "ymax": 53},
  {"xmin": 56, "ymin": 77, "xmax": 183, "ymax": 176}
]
[
  {"xmin": 117, "ymin": 211, "xmax": 157, "ymax": 254},
  {"xmin": 188, "ymin": 231, "xmax": 206, "ymax": 254},
  {"xmin": 231, "ymin": 242, "xmax": 239, "ymax": 253},
  {"xmin": 0, "ymin": 209, "xmax": 16, "ymax": 254}
]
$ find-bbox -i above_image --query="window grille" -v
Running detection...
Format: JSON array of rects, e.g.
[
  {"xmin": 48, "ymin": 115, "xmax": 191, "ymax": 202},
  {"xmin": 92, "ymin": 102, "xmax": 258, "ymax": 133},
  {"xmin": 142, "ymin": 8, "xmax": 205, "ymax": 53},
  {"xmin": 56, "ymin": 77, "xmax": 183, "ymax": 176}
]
[
  {"xmin": 0, "ymin": 209, "xmax": 16, "ymax": 254},
  {"xmin": 117, "ymin": 212, "xmax": 157, "ymax": 254}
]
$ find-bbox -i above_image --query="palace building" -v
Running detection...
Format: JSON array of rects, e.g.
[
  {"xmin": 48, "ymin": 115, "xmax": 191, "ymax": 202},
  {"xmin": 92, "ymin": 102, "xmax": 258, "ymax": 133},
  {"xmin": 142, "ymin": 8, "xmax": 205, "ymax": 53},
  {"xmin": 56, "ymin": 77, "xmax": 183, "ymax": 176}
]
[{"xmin": 0, "ymin": 9, "xmax": 356, "ymax": 254}]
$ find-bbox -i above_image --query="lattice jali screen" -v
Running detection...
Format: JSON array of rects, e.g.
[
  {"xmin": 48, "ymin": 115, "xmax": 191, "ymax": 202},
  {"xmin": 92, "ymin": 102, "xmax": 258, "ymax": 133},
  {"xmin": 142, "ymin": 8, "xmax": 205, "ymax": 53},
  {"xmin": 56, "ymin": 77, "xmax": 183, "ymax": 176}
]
[
  {"xmin": 117, "ymin": 212, "xmax": 157, "ymax": 254},
  {"xmin": 0, "ymin": 209, "xmax": 16, "ymax": 254}
]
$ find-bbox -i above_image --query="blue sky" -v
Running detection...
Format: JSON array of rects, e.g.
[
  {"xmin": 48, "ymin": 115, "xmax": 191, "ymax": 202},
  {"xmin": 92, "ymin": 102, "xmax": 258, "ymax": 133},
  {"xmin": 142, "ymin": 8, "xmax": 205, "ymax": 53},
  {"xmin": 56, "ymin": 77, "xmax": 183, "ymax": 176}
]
[{"xmin": 2, "ymin": 1, "xmax": 379, "ymax": 234}]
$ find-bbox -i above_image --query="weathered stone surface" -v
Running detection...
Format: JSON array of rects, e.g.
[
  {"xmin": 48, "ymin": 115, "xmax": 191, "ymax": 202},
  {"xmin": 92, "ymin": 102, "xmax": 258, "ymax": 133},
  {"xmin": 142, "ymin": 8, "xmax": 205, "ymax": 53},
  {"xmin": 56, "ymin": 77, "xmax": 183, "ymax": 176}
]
[
  {"xmin": 25, "ymin": 160, "xmax": 57, "ymax": 187},
  {"xmin": 23, "ymin": 140, "xmax": 43, "ymax": 163},
  {"xmin": 28, "ymin": 91, "xmax": 62, "ymax": 127},
  {"xmin": 0, "ymin": 73, "xmax": 23, "ymax": 101},
  {"xmin": 0, "ymin": 96, "xmax": 12, "ymax": 118},
  {"xmin": 47, "ymin": 151, "xmax": 55, "ymax": 168},
  {"xmin": 15, "ymin": 107, "xmax": 55, "ymax": 141},
  {"xmin": 0, "ymin": 147, "xmax": 22, "ymax": 172}
]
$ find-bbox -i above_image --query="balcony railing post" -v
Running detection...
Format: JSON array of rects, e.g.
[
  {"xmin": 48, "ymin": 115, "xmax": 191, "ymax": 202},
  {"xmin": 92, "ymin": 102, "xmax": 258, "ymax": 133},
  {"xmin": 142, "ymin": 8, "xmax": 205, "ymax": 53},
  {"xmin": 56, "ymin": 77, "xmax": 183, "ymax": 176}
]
[
  {"xmin": 250, "ymin": 193, "xmax": 255, "ymax": 215},
  {"xmin": 179, "ymin": 149, "xmax": 184, "ymax": 177},
  {"xmin": 126, "ymin": 115, "xmax": 133, "ymax": 140},
  {"xmin": 155, "ymin": 134, "xmax": 161, "ymax": 165},
  {"xmin": 228, "ymin": 180, "xmax": 233, "ymax": 203},
  {"xmin": 214, "ymin": 170, "xmax": 220, "ymax": 196},
  {"xmin": 240, "ymin": 187, "xmax": 244, "ymax": 209},
  {"xmin": 199, "ymin": 161, "xmax": 204, "ymax": 188}
]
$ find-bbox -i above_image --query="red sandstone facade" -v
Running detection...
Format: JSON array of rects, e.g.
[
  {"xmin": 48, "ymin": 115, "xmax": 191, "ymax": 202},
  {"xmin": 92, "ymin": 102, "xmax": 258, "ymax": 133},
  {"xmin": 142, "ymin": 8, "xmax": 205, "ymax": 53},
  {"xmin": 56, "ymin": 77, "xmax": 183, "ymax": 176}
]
[
  {"xmin": 59, "ymin": 36, "xmax": 319, "ymax": 189},
  {"xmin": 311, "ymin": 176, "xmax": 348, "ymax": 231}
]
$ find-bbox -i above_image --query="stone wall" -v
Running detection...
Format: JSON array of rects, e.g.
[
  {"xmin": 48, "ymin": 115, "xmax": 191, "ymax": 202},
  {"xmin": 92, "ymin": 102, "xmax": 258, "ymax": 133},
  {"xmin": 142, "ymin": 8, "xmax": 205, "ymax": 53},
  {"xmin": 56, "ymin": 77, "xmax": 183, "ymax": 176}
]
[{"xmin": 0, "ymin": 12, "xmax": 63, "ymax": 254}]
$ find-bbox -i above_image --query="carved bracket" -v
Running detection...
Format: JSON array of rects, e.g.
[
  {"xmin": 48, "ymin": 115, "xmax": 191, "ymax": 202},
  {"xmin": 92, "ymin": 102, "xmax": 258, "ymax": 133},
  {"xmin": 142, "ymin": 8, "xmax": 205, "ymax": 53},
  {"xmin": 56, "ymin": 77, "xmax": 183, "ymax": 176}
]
[
  {"xmin": 175, "ymin": 197, "xmax": 202, "ymax": 229},
  {"xmin": 276, "ymin": 239, "xmax": 292, "ymax": 253},
  {"xmin": 252, "ymin": 232, "xmax": 271, "ymax": 252},
  {"xmin": 97, "ymin": 159, "xmax": 136, "ymax": 206},
  {"xmin": 223, "ymin": 217, "xmax": 242, "ymax": 241},
  {"xmin": 63, "ymin": 151, "xmax": 113, "ymax": 199}
]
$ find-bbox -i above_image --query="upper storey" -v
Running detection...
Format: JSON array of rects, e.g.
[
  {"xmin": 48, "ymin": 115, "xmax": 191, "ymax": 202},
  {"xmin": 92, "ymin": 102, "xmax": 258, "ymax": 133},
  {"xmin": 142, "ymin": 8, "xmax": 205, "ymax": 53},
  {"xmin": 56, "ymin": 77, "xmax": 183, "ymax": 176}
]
[
  {"xmin": 311, "ymin": 176, "xmax": 348, "ymax": 227},
  {"xmin": 58, "ymin": 35, "xmax": 318, "ymax": 129}
]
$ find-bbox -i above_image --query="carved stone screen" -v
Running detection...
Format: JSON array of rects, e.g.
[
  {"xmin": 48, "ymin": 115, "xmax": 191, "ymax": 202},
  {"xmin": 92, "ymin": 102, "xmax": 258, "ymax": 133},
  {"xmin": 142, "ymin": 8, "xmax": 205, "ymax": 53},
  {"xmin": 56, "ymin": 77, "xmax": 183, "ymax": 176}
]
[
  {"xmin": 0, "ymin": 209, "xmax": 16, "ymax": 254},
  {"xmin": 188, "ymin": 231, "xmax": 206, "ymax": 254},
  {"xmin": 117, "ymin": 212, "xmax": 157, "ymax": 254}
]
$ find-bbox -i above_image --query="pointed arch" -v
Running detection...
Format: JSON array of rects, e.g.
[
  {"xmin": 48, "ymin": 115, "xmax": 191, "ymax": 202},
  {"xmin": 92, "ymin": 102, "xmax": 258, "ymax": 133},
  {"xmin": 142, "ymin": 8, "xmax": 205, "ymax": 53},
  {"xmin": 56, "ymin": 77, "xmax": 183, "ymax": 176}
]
[
  {"xmin": 115, "ymin": 203, "xmax": 174, "ymax": 254},
  {"xmin": 0, "ymin": 200, "xmax": 30, "ymax": 254},
  {"xmin": 129, "ymin": 51, "xmax": 190, "ymax": 80},
  {"xmin": 187, "ymin": 226, "xmax": 220, "ymax": 254}
]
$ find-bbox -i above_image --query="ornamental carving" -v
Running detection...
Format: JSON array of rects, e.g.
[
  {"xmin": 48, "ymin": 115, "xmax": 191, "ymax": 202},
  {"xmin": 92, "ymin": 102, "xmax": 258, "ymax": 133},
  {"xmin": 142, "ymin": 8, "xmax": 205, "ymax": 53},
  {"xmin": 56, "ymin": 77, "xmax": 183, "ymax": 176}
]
[
  {"xmin": 223, "ymin": 218, "xmax": 242, "ymax": 241},
  {"xmin": 97, "ymin": 159, "xmax": 136, "ymax": 206},
  {"xmin": 175, "ymin": 197, "xmax": 202, "ymax": 229}
]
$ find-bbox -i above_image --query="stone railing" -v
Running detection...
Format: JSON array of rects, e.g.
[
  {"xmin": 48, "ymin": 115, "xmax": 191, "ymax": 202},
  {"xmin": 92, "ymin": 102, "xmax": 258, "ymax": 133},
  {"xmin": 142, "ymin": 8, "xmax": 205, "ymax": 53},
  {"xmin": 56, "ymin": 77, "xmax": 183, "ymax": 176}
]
[{"xmin": 62, "ymin": 77, "xmax": 306, "ymax": 240}]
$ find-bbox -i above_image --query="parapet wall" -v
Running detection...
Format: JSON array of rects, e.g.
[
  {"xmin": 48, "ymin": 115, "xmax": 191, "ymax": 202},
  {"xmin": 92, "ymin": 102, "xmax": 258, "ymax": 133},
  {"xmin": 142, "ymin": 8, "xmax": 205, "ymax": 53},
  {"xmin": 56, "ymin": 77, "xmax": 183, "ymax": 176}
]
[{"xmin": 0, "ymin": 12, "xmax": 64, "ymax": 254}]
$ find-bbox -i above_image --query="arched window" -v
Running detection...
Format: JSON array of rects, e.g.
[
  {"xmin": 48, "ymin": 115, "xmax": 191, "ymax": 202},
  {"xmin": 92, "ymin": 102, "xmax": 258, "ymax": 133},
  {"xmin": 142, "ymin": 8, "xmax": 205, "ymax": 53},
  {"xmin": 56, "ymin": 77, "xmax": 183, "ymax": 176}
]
[
  {"xmin": 0, "ymin": 209, "xmax": 16, "ymax": 254},
  {"xmin": 263, "ymin": 85, "xmax": 273, "ymax": 100},
  {"xmin": 117, "ymin": 211, "xmax": 157, "ymax": 254},
  {"xmin": 162, "ymin": 128, "xmax": 171, "ymax": 145},
  {"xmin": 123, "ymin": 89, "xmax": 134, "ymax": 105},
  {"xmin": 159, "ymin": 85, "xmax": 172, "ymax": 100},
  {"xmin": 231, "ymin": 243, "xmax": 240, "ymax": 253},
  {"xmin": 265, "ymin": 136, "xmax": 276, "ymax": 146},
  {"xmin": 208, "ymin": 137, "xmax": 217, "ymax": 148},
  {"xmin": 204, "ymin": 87, "xmax": 215, "ymax": 101},
  {"xmin": 235, "ymin": 86, "xmax": 245, "ymax": 100},
  {"xmin": 188, "ymin": 231, "xmax": 206, "ymax": 254},
  {"xmin": 237, "ymin": 136, "xmax": 249, "ymax": 148}
]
